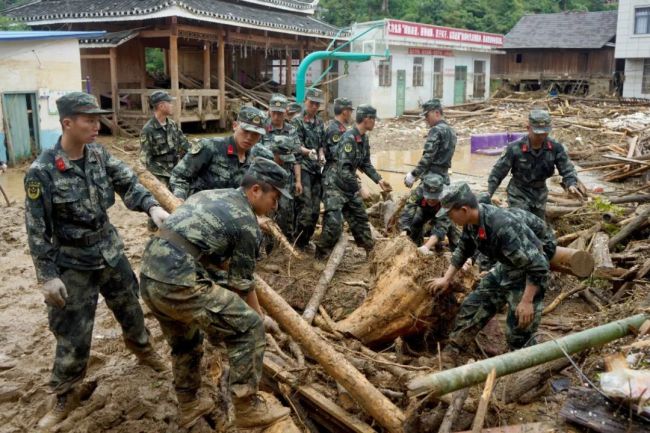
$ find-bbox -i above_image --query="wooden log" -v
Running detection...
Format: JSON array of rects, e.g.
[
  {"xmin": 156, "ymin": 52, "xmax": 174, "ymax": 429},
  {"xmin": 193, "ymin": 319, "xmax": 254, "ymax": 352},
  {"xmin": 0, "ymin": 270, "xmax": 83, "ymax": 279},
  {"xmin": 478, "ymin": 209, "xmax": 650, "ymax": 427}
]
[
  {"xmin": 542, "ymin": 283, "xmax": 588, "ymax": 315},
  {"xmin": 471, "ymin": 369, "xmax": 496, "ymax": 433},
  {"xmin": 257, "ymin": 216, "xmax": 301, "ymax": 258},
  {"xmin": 455, "ymin": 423, "xmax": 557, "ymax": 433},
  {"xmin": 545, "ymin": 205, "xmax": 580, "ymax": 219},
  {"xmin": 495, "ymin": 358, "xmax": 571, "ymax": 404},
  {"xmin": 550, "ymin": 246, "xmax": 595, "ymax": 278},
  {"xmin": 608, "ymin": 206, "xmax": 650, "ymax": 250},
  {"xmin": 303, "ymin": 234, "xmax": 348, "ymax": 324},
  {"xmin": 580, "ymin": 289, "xmax": 605, "ymax": 311},
  {"xmin": 133, "ymin": 164, "xmax": 183, "ymax": 211},
  {"xmin": 254, "ymin": 276, "xmax": 405, "ymax": 433},
  {"xmin": 437, "ymin": 388, "xmax": 470, "ymax": 433},
  {"xmin": 556, "ymin": 223, "xmax": 601, "ymax": 247},
  {"xmin": 590, "ymin": 232, "xmax": 613, "ymax": 269}
]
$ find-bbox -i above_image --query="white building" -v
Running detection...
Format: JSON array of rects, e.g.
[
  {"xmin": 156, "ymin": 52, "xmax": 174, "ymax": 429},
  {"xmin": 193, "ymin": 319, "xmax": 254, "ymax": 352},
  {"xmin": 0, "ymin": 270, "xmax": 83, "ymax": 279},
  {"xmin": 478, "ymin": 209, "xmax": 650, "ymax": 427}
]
[
  {"xmin": 0, "ymin": 31, "xmax": 103, "ymax": 164},
  {"xmin": 337, "ymin": 19, "xmax": 504, "ymax": 118},
  {"xmin": 615, "ymin": 1, "xmax": 650, "ymax": 98}
]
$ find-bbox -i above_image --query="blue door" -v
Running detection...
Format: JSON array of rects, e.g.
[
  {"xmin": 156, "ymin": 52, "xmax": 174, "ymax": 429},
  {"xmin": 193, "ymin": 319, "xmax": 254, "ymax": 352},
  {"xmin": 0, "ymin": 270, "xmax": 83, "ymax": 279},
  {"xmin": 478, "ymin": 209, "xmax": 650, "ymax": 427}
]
[{"xmin": 2, "ymin": 93, "xmax": 40, "ymax": 163}]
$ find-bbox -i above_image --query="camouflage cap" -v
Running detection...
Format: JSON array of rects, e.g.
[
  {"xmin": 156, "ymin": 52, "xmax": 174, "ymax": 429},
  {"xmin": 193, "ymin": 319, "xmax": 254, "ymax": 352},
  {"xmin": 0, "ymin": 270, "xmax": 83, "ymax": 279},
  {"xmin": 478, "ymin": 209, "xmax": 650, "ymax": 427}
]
[
  {"xmin": 305, "ymin": 88, "xmax": 324, "ymax": 104},
  {"xmin": 250, "ymin": 144, "xmax": 274, "ymax": 161},
  {"xmin": 529, "ymin": 109, "xmax": 552, "ymax": 134},
  {"xmin": 421, "ymin": 99, "xmax": 442, "ymax": 116},
  {"xmin": 356, "ymin": 104, "xmax": 377, "ymax": 119},
  {"xmin": 421, "ymin": 173, "xmax": 444, "ymax": 200},
  {"xmin": 246, "ymin": 157, "xmax": 291, "ymax": 199},
  {"xmin": 238, "ymin": 106, "xmax": 267, "ymax": 135},
  {"xmin": 56, "ymin": 92, "xmax": 112, "ymax": 117},
  {"xmin": 436, "ymin": 182, "xmax": 474, "ymax": 217},
  {"xmin": 334, "ymin": 97, "xmax": 354, "ymax": 111},
  {"xmin": 269, "ymin": 94, "xmax": 289, "ymax": 112},
  {"xmin": 287, "ymin": 102, "xmax": 302, "ymax": 114},
  {"xmin": 477, "ymin": 192, "xmax": 492, "ymax": 205},
  {"xmin": 150, "ymin": 90, "xmax": 174, "ymax": 106},
  {"xmin": 270, "ymin": 135, "xmax": 296, "ymax": 164}
]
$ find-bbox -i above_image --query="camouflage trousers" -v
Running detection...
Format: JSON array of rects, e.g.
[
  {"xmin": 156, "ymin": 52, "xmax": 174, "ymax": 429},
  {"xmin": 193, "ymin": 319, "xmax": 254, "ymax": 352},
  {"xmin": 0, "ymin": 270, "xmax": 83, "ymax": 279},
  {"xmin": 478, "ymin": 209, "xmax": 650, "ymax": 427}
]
[
  {"xmin": 140, "ymin": 275, "xmax": 264, "ymax": 401},
  {"xmin": 401, "ymin": 208, "xmax": 459, "ymax": 248},
  {"xmin": 449, "ymin": 263, "xmax": 547, "ymax": 350},
  {"xmin": 294, "ymin": 171, "xmax": 322, "ymax": 247},
  {"xmin": 318, "ymin": 186, "xmax": 373, "ymax": 255},
  {"xmin": 276, "ymin": 195, "xmax": 295, "ymax": 240},
  {"xmin": 506, "ymin": 182, "xmax": 548, "ymax": 220},
  {"xmin": 49, "ymin": 255, "xmax": 151, "ymax": 395}
]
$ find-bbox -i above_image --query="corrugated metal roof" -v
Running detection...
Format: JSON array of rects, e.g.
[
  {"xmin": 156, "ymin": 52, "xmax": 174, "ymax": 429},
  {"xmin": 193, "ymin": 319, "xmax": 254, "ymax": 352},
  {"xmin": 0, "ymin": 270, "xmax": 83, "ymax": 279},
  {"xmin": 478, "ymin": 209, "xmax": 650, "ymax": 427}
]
[
  {"xmin": 504, "ymin": 11, "xmax": 617, "ymax": 49},
  {"xmin": 0, "ymin": 30, "xmax": 105, "ymax": 41}
]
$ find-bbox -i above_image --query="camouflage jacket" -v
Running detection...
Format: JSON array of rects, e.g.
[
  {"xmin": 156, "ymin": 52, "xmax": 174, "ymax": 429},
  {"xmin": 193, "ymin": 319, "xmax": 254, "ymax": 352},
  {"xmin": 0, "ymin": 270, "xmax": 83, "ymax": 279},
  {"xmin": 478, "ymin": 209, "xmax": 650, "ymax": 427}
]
[
  {"xmin": 398, "ymin": 185, "xmax": 452, "ymax": 240},
  {"xmin": 295, "ymin": 113, "xmax": 325, "ymax": 174},
  {"xmin": 507, "ymin": 207, "xmax": 557, "ymax": 260},
  {"xmin": 451, "ymin": 204, "xmax": 549, "ymax": 287},
  {"xmin": 332, "ymin": 126, "xmax": 382, "ymax": 195},
  {"xmin": 411, "ymin": 120, "xmax": 456, "ymax": 179},
  {"xmin": 487, "ymin": 136, "xmax": 578, "ymax": 196},
  {"xmin": 260, "ymin": 120, "xmax": 302, "ymax": 161},
  {"xmin": 323, "ymin": 119, "xmax": 348, "ymax": 172},
  {"xmin": 140, "ymin": 188, "xmax": 260, "ymax": 292},
  {"xmin": 169, "ymin": 136, "xmax": 250, "ymax": 200},
  {"xmin": 139, "ymin": 116, "xmax": 189, "ymax": 178},
  {"xmin": 25, "ymin": 138, "xmax": 158, "ymax": 282}
]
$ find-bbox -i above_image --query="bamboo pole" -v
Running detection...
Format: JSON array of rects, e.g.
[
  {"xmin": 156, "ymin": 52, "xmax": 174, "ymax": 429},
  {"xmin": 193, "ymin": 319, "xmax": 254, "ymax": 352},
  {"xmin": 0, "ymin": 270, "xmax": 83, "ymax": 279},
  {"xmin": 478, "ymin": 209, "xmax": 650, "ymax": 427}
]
[{"xmin": 407, "ymin": 314, "xmax": 648, "ymax": 398}]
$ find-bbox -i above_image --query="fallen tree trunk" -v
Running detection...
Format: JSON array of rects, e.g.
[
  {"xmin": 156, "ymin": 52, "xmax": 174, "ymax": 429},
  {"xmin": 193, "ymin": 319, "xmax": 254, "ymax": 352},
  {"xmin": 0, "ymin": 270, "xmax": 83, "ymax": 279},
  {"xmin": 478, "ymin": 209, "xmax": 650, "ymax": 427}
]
[
  {"xmin": 302, "ymin": 234, "xmax": 348, "ymax": 324},
  {"xmin": 546, "ymin": 205, "xmax": 581, "ymax": 219},
  {"xmin": 550, "ymin": 246, "xmax": 595, "ymax": 278},
  {"xmin": 590, "ymin": 232, "xmax": 613, "ymax": 269},
  {"xmin": 608, "ymin": 206, "xmax": 650, "ymax": 250},
  {"xmin": 255, "ymin": 276, "xmax": 405, "ymax": 433},
  {"xmin": 495, "ymin": 357, "xmax": 571, "ymax": 404},
  {"xmin": 407, "ymin": 314, "xmax": 648, "ymax": 398}
]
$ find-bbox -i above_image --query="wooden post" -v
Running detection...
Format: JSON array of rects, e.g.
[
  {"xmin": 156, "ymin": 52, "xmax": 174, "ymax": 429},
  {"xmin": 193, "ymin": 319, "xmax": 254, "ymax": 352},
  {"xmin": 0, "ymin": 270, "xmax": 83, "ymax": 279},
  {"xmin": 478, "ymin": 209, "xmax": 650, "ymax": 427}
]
[
  {"xmin": 203, "ymin": 41, "xmax": 211, "ymax": 115},
  {"xmin": 137, "ymin": 39, "xmax": 149, "ymax": 115},
  {"xmin": 299, "ymin": 42, "xmax": 305, "ymax": 62},
  {"xmin": 218, "ymin": 30, "xmax": 226, "ymax": 129},
  {"xmin": 109, "ymin": 47, "xmax": 118, "ymax": 135},
  {"xmin": 169, "ymin": 25, "xmax": 180, "ymax": 123},
  {"xmin": 285, "ymin": 49, "xmax": 292, "ymax": 96}
]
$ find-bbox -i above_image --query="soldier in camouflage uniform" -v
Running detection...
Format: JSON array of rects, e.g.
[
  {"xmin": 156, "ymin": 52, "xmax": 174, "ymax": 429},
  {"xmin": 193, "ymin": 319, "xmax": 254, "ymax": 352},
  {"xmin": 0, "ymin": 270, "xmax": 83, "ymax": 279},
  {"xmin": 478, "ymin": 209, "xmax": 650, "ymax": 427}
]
[
  {"xmin": 24, "ymin": 93, "xmax": 168, "ymax": 429},
  {"xmin": 323, "ymin": 97, "xmax": 354, "ymax": 177},
  {"xmin": 169, "ymin": 106, "xmax": 266, "ymax": 199},
  {"xmin": 487, "ymin": 109, "xmax": 581, "ymax": 219},
  {"xmin": 404, "ymin": 99, "xmax": 457, "ymax": 187},
  {"xmin": 140, "ymin": 158, "xmax": 292, "ymax": 428},
  {"xmin": 428, "ymin": 183, "xmax": 554, "ymax": 364},
  {"xmin": 269, "ymin": 136, "xmax": 300, "ymax": 238},
  {"xmin": 316, "ymin": 105, "xmax": 392, "ymax": 259},
  {"xmin": 286, "ymin": 102, "xmax": 302, "ymax": 128},
  {"xmin": 398, "ymin": 173, "xmax": 457, "ymax": 254},
  {"xmin": 294, "ymin": 88, "xmax": 326, "ymax": 249}
]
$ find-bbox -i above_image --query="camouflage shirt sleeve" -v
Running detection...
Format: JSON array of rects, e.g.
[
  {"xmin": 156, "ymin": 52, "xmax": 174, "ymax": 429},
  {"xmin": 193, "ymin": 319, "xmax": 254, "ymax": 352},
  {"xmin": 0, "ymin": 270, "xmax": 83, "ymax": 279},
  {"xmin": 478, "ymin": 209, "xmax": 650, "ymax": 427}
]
[
  {"xmin": 24, "ymin": 168, "xmax": 59, "ymax": 283},
  {"xmin": 495, "ymin": 225, "xmax": 549, "ymax": 288},
  {"xmin": 554, "ymin": 143, "xmax": 578, "ymax": 188},
  {"xmin": 451, "ymin": 229, "xmax": 477, "ymax": 268},
  {"xmin": 336, "ymin": 135, "xmax": 360, "ymax": 189},
  {"xmin": 226, "ymin": 223, "xmax": 258, "ymax": 293},
  {"xmin": 174, "ymin": 123, "xmax": 190, "ymax": 158},
  {"xmin": 398, "ymin": 189, "xmax": 421, "ymax": 233},
  {"xmin": 412, "ymin": 127, "xmax": 440, "ymax": 178},
  {"xmin": 359, "ymin": 141, "xmax": 382, "ymax": 184},
  {"xmin": 487, "ymin": 145, "xmax": 514, "ymax": 196},
  {"xmin": 102, "ymin": 146, "xmax": 158, "ymax": 212},
  {"xmin": 431, "ymin": 212, "xmax": 452, "ymax": 241},
  {"xmin": 169, "ymin": 140, "xmax": 211, "ymax": 200},
  {"xmin": 139, "ymin": 128, "xmax": 153, "ymax": 168}
]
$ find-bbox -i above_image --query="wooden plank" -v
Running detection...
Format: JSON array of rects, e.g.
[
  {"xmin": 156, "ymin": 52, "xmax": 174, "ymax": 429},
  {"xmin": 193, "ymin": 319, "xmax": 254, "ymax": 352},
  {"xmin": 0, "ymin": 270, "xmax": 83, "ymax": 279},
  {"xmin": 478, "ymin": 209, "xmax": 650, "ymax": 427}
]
[
  {"xmin": 218, "ymin": 29, "xmax": 226, "ymax": 129},
  {"xmin": 169, "ymin": 31, "xmax": 180, "ymax": 123},
  {"xmin": 263, "ymin": 357, "xmax": 377, "ymax": 433},
  {"xmin": 203, "ymin": 41, "xmax": 211, "ymax": 90},
  {"xmin": 456, "ymin": 423, "xmax": 556, "ymax": 433},
  {"xmin": 109, "ymin": 47, "xmax": 118, "ymax": 135},
  {"xmin": 80, "ymin": 54, "xmax": 111, "ymax": 60},
  {"xmin": 471, "ymin": 369, "xmax": 497, "ymax": 433},
  {"xmin": 140, "ymin": 29, "xmax": 171, "ymax": 38},
  {"xmin": 285, "ymin": 50, "xmax": 293, "ymax": 96}
]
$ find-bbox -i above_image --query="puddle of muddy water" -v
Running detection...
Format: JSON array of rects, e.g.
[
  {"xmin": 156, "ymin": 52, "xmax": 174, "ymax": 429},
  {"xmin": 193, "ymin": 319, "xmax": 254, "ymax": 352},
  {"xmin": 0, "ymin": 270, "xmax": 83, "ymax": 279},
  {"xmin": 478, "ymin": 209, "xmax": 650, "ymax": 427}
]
[{"xmin": 0, "ymin": 171, "xmax": 25, "ymax": 203}]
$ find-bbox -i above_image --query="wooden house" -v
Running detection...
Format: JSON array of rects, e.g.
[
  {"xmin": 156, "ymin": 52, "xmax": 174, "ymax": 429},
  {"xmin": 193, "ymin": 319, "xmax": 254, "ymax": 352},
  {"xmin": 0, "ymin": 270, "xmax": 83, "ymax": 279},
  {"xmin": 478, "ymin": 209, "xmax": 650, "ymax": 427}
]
[
  {"xmin": 4, "ymin": 0, "xmax": 341, "ymax": 134},
  {"xmin": 491, "ymin": 11, "xmax": 620, "ymax": 95}
]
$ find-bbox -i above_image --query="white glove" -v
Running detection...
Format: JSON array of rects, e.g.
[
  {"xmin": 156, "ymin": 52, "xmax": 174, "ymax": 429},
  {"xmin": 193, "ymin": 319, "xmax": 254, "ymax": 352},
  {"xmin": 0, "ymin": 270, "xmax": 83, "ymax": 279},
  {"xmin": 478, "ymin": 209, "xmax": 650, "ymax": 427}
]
[
  {"xmin": 0, "ymin": 163, "xmax": 7, "ymax": 174},
  {"xmin": 417, "ymin": 245, "xmax": 432, "ymax": 256},
  {"xmin": 404, "ymin": 172, "xmax": 416, "ymax": 188},
  {"xmin": 308, "ymin": 149, "xmax": 318, "ymax": 161},
  {"xmin": 568, "ymin": 185, "xmax": 584, "ymax": 199},
  {"xmin": 149, "ymin": 206, "xmax": 170, "ymax": 228},
  {"xmin": 42, "ymin": 278, "xmax": 68, "ymax": 308}
]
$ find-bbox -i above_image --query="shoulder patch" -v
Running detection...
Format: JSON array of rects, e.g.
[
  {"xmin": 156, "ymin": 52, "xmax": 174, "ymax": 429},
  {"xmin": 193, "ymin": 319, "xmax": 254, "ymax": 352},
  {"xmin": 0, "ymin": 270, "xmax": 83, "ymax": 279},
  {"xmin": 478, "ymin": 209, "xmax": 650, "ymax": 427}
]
[
  {"xmin": 344, "ymin": 142, "xmax": 353, "ymax": 153},
  {"xmin": 190, "ymin": 140, "xmax": 203, "ymax": 154},
  {"xmin": 332, "ymin": 134, "xmax": 341, "ymax": 143},
  {"xmin": 27, "ymin": 180, "xmax": 41, "ymax": 200}
]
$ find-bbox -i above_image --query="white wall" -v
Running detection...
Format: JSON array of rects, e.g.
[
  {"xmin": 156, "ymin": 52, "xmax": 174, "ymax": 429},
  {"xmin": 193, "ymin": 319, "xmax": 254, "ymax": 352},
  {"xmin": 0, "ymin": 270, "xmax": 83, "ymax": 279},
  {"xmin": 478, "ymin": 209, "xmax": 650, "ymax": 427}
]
[
  {"xmin": 0, "ymin": 38, "xmax": 82, "ymax": 154},
  {"xmin": 623, "ymin": 58, "xmax": 650, "ymax": 97},
  {"xmin": 338, "ymin": 45, "xmax": 492, "ymax": 118},
  {"xmin": 615, "ymin": 0, "xmax": 650, "ymax": 59}
]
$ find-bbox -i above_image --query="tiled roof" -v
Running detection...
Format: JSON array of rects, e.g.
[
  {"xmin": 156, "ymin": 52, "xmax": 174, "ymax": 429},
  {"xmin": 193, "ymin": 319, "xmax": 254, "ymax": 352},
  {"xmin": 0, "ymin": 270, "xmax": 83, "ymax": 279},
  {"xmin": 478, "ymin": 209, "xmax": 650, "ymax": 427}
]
[
  {"xmin": 78, "ymin": 28, "xmax": 140, "ymax": 47},
  {"xmin": 504, "ymin": 10, "xmax": 617, "ymax": 49},
  {"xmin": 4, "ymin": 0, "xmax": 338, "ymax": 37}
]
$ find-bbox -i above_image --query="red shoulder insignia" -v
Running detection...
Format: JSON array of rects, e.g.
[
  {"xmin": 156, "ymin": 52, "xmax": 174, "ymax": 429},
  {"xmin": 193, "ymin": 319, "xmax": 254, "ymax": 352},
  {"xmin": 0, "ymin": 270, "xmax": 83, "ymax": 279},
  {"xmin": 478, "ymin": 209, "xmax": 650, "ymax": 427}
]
[{"xmin": 227, "ymin": 144, "xmax": 234, "ymax": 155}]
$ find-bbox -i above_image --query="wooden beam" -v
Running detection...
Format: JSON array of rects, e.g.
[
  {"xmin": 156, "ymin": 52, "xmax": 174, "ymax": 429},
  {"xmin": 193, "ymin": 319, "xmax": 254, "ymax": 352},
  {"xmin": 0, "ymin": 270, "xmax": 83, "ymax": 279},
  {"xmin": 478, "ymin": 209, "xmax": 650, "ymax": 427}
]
[
  {"xmin": 80, "ymin": 54, "xmax": 110, "ymax": 60},
  {"xmin": 137, "ymin": 38, "xmax": 149, "ymax": 115},
  {"xmin": 169, "ymin": 32, "xmax": 181, "ymax": 123},
  {"xmin": 178, "ymin": 24, "xmax": 221, "ymax": 37},
  {"xmin": 203, "ymin": 41, "xmax": 211, "ymax": 89},
  {"xmin": 285, "ymin": 49, "xmax": 292, "ymax": 96},
  {"xmin": 218, "ymin": 30, "xmax": 226, "ymax": 129},
  {"xmin": 140, "ymin": 29, "xmax": 172, "ymax": 39},
  {"xmin": 109, "ymin": 47, "xmax": 118, "ymax": 135}
]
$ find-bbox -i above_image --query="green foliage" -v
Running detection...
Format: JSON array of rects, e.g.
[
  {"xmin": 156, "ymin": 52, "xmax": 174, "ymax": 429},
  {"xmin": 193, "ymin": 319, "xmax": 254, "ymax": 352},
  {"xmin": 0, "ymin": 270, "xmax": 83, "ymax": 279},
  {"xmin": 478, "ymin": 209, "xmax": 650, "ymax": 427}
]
[
  {"xmin": 588, "ymin": 196, "xmax": 625, "ymax": 217},
  {"xmin": 145, "ymin": 48, "xmax": 165, "ymax": 74},
  {"xmin": 318, "ymin": 0, "xmax": 613, "ymax": 34},
  {"xmin": 0, "ymin": 15, "xmax": 29, "ymax": 30}
]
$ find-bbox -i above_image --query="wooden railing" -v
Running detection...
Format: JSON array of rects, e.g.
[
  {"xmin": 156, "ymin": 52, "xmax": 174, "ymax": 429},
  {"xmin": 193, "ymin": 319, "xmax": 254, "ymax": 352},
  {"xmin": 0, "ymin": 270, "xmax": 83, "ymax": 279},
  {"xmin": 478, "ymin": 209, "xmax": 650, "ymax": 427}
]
[{"xmin": 116, "ymin": 88, "xmax": 222, "ymax": 121}]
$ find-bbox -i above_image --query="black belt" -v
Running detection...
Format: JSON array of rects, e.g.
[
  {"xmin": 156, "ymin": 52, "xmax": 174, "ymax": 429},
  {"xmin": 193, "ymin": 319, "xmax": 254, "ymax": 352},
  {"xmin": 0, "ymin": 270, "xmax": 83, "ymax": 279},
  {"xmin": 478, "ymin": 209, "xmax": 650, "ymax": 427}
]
[
  {"xmin": 512, "ymin": 178, "xmax": 546, "ymax": 189},
  {"xmin": 58, "ymin": 224, "xmax": 111, "ymax": 247},
  {"xmin": 157, "ymin": 228, "xmax": 227, "ymax": 271},
  {"xmin": 152, "ymin": 154, "xmax": 177, "ymax": 162}
]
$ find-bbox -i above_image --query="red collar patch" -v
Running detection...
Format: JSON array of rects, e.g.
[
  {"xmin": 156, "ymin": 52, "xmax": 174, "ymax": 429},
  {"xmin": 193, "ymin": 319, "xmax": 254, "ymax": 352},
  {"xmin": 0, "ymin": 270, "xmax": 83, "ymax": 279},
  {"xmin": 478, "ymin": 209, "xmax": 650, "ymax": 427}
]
[
  {"xmin": 339, "ymin": 123, "xmax": 346, "ymax": 132},
  {"xmin": 55, "ymin": 156, "xmax": 67, "ymax": 172},
  {"xmin": 354, "ymin": 135, "xmax": 362, "ymax": 143},
  {"xmin": 546, "ymin": 140, "xmax": 553, "ymax": 150},
  {"xmin": 227, "ymin": 144, "xmax": 234, "ymax": 155},
  {"xmin": 421, "ymin": 198, "xmax": 427, "ymax": 207},
  {"xmin": 521, "ymin": 143, "xmax": 529, "ymax": 152},
  {"xmin": 478, "ymin": 227, "xmax": 487, "ymax": 240}
]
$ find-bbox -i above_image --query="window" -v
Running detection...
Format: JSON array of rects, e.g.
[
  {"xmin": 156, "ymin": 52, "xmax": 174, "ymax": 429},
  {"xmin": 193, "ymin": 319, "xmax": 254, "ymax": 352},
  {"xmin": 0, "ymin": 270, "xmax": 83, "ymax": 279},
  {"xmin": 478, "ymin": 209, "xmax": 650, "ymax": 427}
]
[
  {"xmin": 378, "ymin": 59, "xmax": 392, "ymax": 87},
  {"xmin": 473, "ymin": 60, "xmax": 486, "ymax": 98},
  {"xmin": 432, "ymin": 58, "xmax": 443, "ymax": 98},
  {"xmin": 515, "ymin": 53, "xmax": 523, "ymax": 63},
  {"xmin": 413, "ymin": 57, "xmax": 424, "ymax": 87},
  {"xmin": 636, "ymin": 7, "xmax": 650, "ymax": 34},
  {"xmin": 643, "ymin": 59, "xmax": 650, "ymax": 94}
]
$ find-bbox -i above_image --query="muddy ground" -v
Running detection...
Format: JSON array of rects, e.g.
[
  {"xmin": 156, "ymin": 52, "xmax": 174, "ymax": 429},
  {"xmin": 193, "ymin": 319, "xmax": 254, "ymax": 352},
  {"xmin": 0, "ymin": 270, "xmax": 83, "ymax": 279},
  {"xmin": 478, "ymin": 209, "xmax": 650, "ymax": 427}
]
[{"xmin": 0, "ymin": 110, "xmax": 648, "ymax": 433}]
